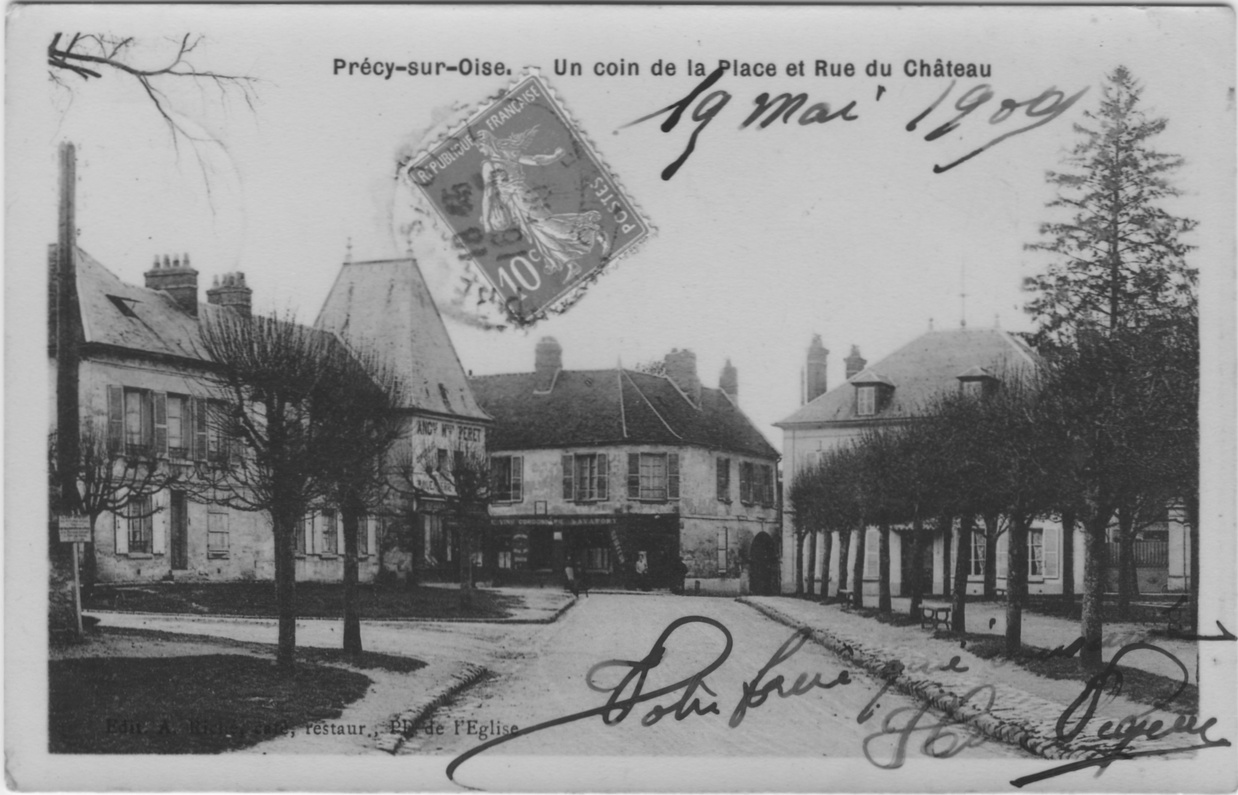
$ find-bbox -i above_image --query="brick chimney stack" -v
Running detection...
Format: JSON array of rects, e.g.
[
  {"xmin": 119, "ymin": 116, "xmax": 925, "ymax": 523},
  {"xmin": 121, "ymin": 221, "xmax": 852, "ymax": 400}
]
[
  {"xmin": 805, "ymin": 334, "xmax": 829, "ymax": 403},
  {"xmin": 719, "ymin": 358, "xmax": 738, "ymax": 399},
  {"xmin": 533, "ymin": 336, "xmax": 562, "ymax": 393},
  {"xmin": 145, "ymin": 253, "xmax": 199, "ymax": 317},
  {"xmin": 206, "ymin": 272, "xmax": 253, "ymax": 317},
  {"xmin": 845, "ymin": 345, "xmax": 867, "ymax": 381},
  {"xmin": 665, "ymin": 348, "xmax": 701, "ymax": 405}
]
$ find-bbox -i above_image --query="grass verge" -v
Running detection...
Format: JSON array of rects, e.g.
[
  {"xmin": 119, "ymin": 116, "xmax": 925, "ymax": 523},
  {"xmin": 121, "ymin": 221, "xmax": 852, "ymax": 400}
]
[
  {"xmin": 50, "ymin": 655, "xmax": 372, "ymax": 753},
  {"xmin": 86, "ymin": 582, "xmax": 521, "ymax": 620}
]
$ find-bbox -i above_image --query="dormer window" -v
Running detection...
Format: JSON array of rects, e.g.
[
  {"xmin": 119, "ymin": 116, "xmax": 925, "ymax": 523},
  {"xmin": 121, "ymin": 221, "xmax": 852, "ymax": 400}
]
[
  {"xmin": 956, "ymin": 365, "xmax": 999, "ymax": 398},
  {"xmin": 850, "ymin": 368, "xmax": 895, "ymax": 417},
  {"xmin": 857, "ymin": 386, "xmax": 877, "ymax": 416}
]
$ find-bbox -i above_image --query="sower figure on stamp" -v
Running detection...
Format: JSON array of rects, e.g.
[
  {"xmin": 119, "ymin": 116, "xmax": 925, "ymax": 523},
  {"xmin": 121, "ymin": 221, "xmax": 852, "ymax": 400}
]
[{"xmin": 477, "ymin": 127, "xmax": 610, "ymax": 283}]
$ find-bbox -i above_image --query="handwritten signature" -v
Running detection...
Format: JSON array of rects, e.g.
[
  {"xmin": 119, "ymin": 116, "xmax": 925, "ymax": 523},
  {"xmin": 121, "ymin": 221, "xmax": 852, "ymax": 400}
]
[{"xmin": 624, "ymin": 65, "xmax": 1088, "ymax": 179}]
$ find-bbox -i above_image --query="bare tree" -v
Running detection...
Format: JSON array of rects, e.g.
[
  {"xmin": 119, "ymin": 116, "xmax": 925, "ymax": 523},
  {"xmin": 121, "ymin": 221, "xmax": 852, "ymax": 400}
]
[
  {"xmin": 48, "ymin": 419, "xmax": 182, "ymax": 600},
  {"xmin": 198, "ymin": 310, "xmax": 360, "ymax": 671},
  {"xmin": 319, "ymin": 351, "xmax": 404, "ymax": 656}
]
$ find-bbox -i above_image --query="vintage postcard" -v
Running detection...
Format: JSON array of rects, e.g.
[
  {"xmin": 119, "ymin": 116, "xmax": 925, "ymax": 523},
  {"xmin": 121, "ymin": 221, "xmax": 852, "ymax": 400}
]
[{"xmin": 6, "ymin": 4, "xmax": 1236, "ymax": 792}]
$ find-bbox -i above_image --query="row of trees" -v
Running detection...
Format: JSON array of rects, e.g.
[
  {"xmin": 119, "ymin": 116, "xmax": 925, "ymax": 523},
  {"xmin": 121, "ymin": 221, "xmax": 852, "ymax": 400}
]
[{"xmin": 789, "ymin": 66, "xmax": 1200, "ymax": 670}]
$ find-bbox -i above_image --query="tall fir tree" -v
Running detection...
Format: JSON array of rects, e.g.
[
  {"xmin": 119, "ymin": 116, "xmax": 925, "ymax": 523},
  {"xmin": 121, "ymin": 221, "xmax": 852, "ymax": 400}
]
[{"xmin": 1024, "ymin": 66, "xmax": 1197, "ymax": 345}]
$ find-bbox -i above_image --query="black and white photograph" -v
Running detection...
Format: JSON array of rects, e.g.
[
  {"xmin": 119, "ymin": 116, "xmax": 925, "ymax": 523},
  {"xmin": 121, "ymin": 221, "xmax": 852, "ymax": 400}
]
[{"xmin": 6, "ymin": 4, "xmax": 1236, "ymax": 791}]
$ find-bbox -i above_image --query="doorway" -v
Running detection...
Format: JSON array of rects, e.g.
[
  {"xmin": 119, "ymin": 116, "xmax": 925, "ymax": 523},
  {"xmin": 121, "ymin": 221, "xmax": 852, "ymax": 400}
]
[{"xmin": 170, "ymin": 491, "xmax": 189, "ymax": 570}]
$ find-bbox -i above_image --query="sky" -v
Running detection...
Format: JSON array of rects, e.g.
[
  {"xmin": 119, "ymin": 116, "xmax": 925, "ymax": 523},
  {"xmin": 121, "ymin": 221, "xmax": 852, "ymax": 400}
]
[{"xmin": 8, "ymin": 5, "xmax": 1234, "ymax": 455}]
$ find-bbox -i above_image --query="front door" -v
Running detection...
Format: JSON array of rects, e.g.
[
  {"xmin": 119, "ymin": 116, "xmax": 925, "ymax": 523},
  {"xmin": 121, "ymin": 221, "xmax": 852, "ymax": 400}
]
[{"xmin": 170, "ymin": 490, "xmax": 189, "ymax": 570}]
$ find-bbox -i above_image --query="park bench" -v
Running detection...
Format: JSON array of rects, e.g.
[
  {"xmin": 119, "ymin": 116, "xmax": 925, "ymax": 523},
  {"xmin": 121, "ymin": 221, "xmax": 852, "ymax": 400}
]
[
  {"xmin": 836, "ymin": 588, "xmax": 853, "ymax": 604},
  {"xmin": 920, "ymin": 604, "xmax": 952, "ymax": 631}
]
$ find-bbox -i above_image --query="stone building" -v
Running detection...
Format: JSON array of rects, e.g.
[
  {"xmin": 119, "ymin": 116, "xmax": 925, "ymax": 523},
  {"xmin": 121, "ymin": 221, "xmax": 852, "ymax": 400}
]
[
  {"xmin": 469, "ymin": 339, "xmax": 781, "ymax": 594},
  {"xmin": 776, "ymin": 326, "xmax": 1089, "ymax": 598}
]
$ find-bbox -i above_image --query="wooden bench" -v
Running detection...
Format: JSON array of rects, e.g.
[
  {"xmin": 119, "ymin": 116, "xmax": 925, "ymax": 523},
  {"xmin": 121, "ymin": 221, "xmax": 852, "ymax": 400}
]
[
  {"xmin": 920, "ymin": 604, "xmax": 952, "ymax": 631},
  {"xmin": 836, "ymin": 588, "xmax": 853, "ymax": 604}
]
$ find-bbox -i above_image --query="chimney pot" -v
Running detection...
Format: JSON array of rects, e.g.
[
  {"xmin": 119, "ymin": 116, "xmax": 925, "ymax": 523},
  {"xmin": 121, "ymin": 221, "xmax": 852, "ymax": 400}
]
[
  {"xmin": 845, "ymin": 345, "xmax": 867, "ymax": 381},
  {"xmin": 664, "ymin": 348, "xmax": 701, "ymax": 405},
  {"xmin": 719, "ymin": 358, "xmax": 738, "ymax": 399},
  {"xmin": 805, "ymin": 334, "xmax": 829, "ymax": 402},
  {"xmin": 144, "ymin": 253, "xmax": 199, "ymax": 317},
  {"xmin": 206, "ymin": 270, "xmax": 253, "ymax": 317}
]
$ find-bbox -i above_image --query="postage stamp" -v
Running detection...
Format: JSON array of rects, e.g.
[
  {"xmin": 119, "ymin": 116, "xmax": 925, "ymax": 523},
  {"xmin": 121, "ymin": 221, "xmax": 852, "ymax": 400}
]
[
  {"xmin": 5, "ymin": 3, "xmax": 1236, "ymax": 793},
  {"xmin": 404, "ymin": 74, "xmax": 651, "ymax": 325}
]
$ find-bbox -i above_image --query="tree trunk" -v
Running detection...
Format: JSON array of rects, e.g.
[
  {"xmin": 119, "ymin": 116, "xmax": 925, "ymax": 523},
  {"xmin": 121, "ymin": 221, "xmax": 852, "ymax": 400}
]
[
  {"xmin": 1081, "ymin": 520, "xmax": 1107, "ymax": 670},
  {"xmin": 851, "ymin": 526, "xmax": 866, "ymax": 608},
  {"xmin": 983, "ymin": 513, "xmax": 999, "ymax": 599},
  {"xmin": 819, "ymin": 530, "xmax": 833, "ymax": 603},
  {"xmin": 793, "ymin": 530, "xmax": 804, "ymax": 597},
  {"xmin": 941, "ymin": 515, "xmax": 953, "ymax": 600},
  {"xmin": 1060, "ymin": 509, "xmax": 1076, "ymax": 601},
  {"xmin": 908, "ymin": 517, "xmax": 926, "ymax": 619},
  {"xmin": 805, "ymin": 529, "xmax": 818, "ymax": 599},
  {"xmin": 1116, "ymin": 504, "xmax": 1137, "ymax": 618},
  {"xmin": 878, "ymin": 524, "xmax": 891, "ymax": 614},
  {"xmin": 1005, "ymin": 516, "xmax": 1028, "ymax": 656},
  {"xmin": 837, "ymin": 530, "xmax": 851, "ymax": 594},
  {"xmin": 952, "ymin": 515, "xmax": 972, "ymax": 633},
  {"xmin": 272, "ymin": 511, "xmax": 298, "ymax": 671},
  {"xmin": 341, "ymin": 500, "xmax": 363, "ymax": 656}
]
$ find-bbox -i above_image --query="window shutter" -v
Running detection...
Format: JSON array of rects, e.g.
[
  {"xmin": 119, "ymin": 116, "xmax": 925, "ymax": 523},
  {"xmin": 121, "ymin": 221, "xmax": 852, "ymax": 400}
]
[
  {"xmin": 997, "ymin": 534, "xmax": 1008, "ymax": 580},
  {"xmin": 512, "ymin": 456, "xmax": 523, "ymax": 501},
  {"xmin": 107, "ymin": 385, "xmax": 124, "ymax": 453},
  {"xmin": 142, "ymin": 391, "xmax": 156, "ymax": 449},
  {"xmin": 562, "ymin": 454, "xmax": 575, "ymax": 500},
  {"xmin": 717, "ymin": 458, "xmax": 727, "ymax": 501},
  {"xmin": 114, "ymin": 511, "xmax": 129, "ymax": 554},
  {"xmin": 597, "ymin": 454, "xmax": 609, "ymax": 501},
  {"xmin": 628, "ymin": 453, "xmax": 640, "ymax": 498},
  {"xmin": 864, "ymin": 527, "xmax": 878, "ymax": 579},
  {"xmin": 668, "ymin": 453, "xmax": 680, "ymax": 499},
  {"xmin": 363, "ymin": 515, "xmax": 375, "ymax": 556},
  {"xmin": 153, "ymin": 392, "xmax": 168, "ymax": 457},
  {"xmin": 151, "ymin": 491, "xmax": 167, "ymax": 555},
  {"xmin": 193, "ymin": 399, "xmax": 208, "ymax": 461},
  {"xmin": 490, "ymin": 457, "xmax": 501, "ymax": 496},
  {"xmin": 1044, "ymin": 527, "xmax": 1059, "ymax": 578},
  {"xmin": 740, "ymin": 462, "xmax": 751, "ymax": 504},
  {"xmin": 761, "ymin": 466, "xmax": 773, "ymax": 507}
]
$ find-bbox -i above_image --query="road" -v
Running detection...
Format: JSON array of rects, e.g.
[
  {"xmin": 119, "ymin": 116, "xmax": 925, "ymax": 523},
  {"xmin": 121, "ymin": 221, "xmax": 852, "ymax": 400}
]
[{"xmin": 400, "ymin": 594, "xmax": 1029, "ymax": 769}]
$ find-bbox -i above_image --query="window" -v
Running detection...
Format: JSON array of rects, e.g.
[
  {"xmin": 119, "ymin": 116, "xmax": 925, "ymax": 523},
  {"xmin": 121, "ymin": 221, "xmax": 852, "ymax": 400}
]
[
  {"xmin": 436, "ymin": 448, "xmax": 449, "ymax": 474},
  {"xmin": 961, "ymin": 380, "xmax": 984, "ymax": 398},
  {"xmin": 297, "ymin": 514, "xmax": 312, "ymax": 554},
  {"xmin": 970, "ymin": 532, "xmax": 986, "ymax": 577},
  {"xmin": 757, "ymin": 464, "xmax": 775, "ymax": 507},
  {"xmin": 207, "ymin": 511, "xmax": 230, "ymax": 557},
  {"xmin": 857, "ymin": 386, "xmax": 876, "ymax": 417},
  {"xmin": 124, "ymin": 388, "xmax": 153, "ymax": 453},
  {"xmin": 716, "ymin": 457, "xmax": 731, "ymax": 502},
  {"xmin": 322, "ymin": 510, "xmax": 339, "ymax": 555},
  {"xmin": 497, "ymin": 550, "xmax": 513, "ymax": 569},
  {"xmin": 127, "ymin": 497, "xmax": 154, "ymax": 554},
  {"xmin": 1042, "ymin": 527, "xmax": 1059, "ymax": 578},
  {"xmin": 166, "ymin": 395, "xmax": 189, "ymax": 458},
  {"xmin": 627, "ymin": 453, "xmax": 679, "ymax": 501},
  {"xmin": 564, "ymin": 453, "xmax": 609, "ymax": 501},
  {"xmin": 359, "ymin": 516, "xmax": 371, "ymax": 556},
  {"xmin": 1028, "ymin": 528, "xmax": 1044, "ymax": 577},
  {"xmin": 739, "ymin": 461, "xmax": 754, "ymax": 504},
  {"xmin": 585, "ymin": 546, "xmax": 610, "ymax": 571},
  {"xmin": 717, "ymin": 528, "xmax": 729, "ymax": 575},
  {"xmin": 491, "ymin": 455, "xmax": 524, "ymax": 502}
]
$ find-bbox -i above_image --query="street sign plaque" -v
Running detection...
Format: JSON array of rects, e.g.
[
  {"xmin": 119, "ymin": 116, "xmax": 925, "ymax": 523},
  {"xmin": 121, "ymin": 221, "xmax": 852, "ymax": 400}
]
[{"xmin": 57, "ymin": 515, "xmax": 91, "ymax": 544}]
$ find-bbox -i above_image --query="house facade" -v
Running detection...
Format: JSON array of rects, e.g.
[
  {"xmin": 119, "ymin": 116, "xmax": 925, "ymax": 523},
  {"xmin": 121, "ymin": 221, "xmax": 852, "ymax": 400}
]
[
  {"xmin": 52, "ymin": 244, "xmax": 487, "ymax": 585},
  {"xmin": 776, "ymin": 326, "xmax": 1088, "ymax": 599},
  {"xmin": 469, "ymin": 340, "xmax": 781, "ymax": 594}
]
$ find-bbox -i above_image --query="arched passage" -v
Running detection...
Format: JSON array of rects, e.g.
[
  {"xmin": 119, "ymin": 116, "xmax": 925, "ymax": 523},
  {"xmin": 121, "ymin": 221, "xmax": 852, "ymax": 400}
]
[{"xmin": 749, "ymin": 531, "xmax": 778, "ymax": 596}]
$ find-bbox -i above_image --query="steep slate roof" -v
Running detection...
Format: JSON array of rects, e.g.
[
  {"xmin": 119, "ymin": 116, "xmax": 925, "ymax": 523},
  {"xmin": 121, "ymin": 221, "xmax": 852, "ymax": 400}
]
[
  {"xmin": 72, "ymin": 247, "xmax": 228, "ymax": 363},
  {"xmin": 470, "ymin": 367, "xmax": 779, "ymax": 459},
  {"xmin": 776, "ymin": 327, "xmax": 1038, "ymax": 427},
  {"xmin": 315, "ymin": 258, "xmax": 489, "ymax": 421}
]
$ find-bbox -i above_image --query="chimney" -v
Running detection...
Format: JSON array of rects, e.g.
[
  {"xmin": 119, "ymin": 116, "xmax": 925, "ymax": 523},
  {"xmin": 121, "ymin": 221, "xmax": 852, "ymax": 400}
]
[
  {"xmin": 845, "ymin": 345, "xmax": 867, "ymax": 381},
  {"xmin": 665, "ymin": 348, "xmax": 701, "ymax": 405},
  {"xmin": 145, "ymin": 253, "xmax": 199, "ymax": 317},
  {"xmin": 805, "ymin": 334, "xmax": 829, "ymax": 403},
  {"xmin": 206, "ymin": 271, "xmax": 253, "ymax": 317},
  {"xmin": 719, "ymin": 358, "xmax": 738, "ymax": 399},
  {"xmin": 533, "ymin": 336, "xmax": 562, "ymax": 393}
]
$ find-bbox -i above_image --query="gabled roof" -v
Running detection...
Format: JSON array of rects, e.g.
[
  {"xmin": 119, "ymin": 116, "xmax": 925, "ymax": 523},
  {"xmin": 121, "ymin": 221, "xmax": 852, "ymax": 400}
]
[
  {"xmin": 70, "ymin": 247, "xmax": 227, "ymax": 363},
  {"xmin": 776, "ymin": 327, "xmax": 1038, "ymax": 427},
  {"xmin": 315, "ymin": 257, "xmax": 489, "ymax": 422},
  {"xmin": 469, "ymin": 366, "xmax": 778, "ymax": 459}
]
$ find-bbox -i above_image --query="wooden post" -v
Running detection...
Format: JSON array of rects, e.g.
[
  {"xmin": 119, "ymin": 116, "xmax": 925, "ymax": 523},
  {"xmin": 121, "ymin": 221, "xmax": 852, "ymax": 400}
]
[{"xmin": 71, "ymin": 541, "xmax": 83, "ymax": 637}]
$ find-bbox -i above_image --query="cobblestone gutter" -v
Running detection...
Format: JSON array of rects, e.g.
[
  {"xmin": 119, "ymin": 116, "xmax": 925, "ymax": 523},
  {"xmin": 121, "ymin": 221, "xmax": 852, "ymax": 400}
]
[
  {"xmin": 375, "ymin": 663, "xmax": 490, "ymax": 753},
  {"xmin": 737, "ymin": 597, "xmax": 1184, "ymax": 764}
]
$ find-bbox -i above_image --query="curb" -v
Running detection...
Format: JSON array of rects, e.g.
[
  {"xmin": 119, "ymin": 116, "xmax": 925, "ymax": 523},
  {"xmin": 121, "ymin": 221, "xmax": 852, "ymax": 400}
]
[
  {"xmin": 736, "ymin": 597, "xmax": 1096, "ymax": 763},
  {"xmin": 374, "ymin": 663, "xmax": 490, "ymax": 754}
]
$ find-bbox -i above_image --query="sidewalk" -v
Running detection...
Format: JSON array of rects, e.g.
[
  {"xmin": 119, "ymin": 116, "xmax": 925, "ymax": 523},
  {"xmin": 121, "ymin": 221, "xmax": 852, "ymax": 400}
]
[{"xmin": 739, "ymin": 596, "xmax": 1199, "ymax": 763}]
